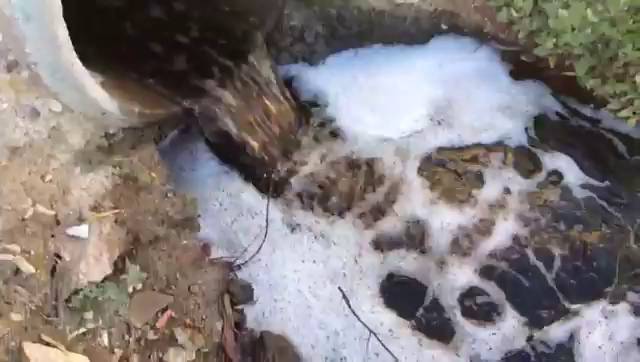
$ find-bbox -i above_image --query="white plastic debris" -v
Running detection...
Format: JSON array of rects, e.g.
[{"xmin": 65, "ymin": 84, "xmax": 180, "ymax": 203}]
[{"xmin": 65, "ymin": 224, "xmax": 90, "ymax": 239}]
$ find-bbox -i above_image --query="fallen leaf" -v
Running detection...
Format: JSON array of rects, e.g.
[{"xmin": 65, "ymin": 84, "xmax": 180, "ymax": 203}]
[{"xmin": 155, "ymin": 309, "xmax": 175, "ymax": 329}]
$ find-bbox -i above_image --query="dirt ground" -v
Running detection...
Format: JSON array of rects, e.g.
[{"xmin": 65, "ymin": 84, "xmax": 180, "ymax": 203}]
[{"xmin": 0, "ymin": 1, "xmax": 539, "ymax": 361}]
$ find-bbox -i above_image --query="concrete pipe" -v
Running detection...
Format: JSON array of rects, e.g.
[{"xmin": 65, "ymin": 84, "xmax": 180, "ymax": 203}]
[
  {"xmin": 0, "ymin": 0, "xmax": 185, "ymax": 128},
  {"xmin": 0, "ymin": 0, "xmax": 285, "ymax": 129}
]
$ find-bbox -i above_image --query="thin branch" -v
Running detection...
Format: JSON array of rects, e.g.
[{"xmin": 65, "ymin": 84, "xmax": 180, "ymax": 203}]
[
  {"xmin": 233, "ymin": 175, "xmax": 273, "ymax": 271},
  {"xmin": 337, "ymin": 287, "xmax": 399, "ymax": 362}
]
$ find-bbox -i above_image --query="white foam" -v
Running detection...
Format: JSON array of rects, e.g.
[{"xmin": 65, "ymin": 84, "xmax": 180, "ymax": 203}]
[
  {"xmin": 538, "ymin": 302, "xmax": 640, "ymax": 362},
  {"xmin": 282, "ymin": 34, "xmax": 561, "ymax": 150},
  {"xmin": 160, "ymin": 34, "xmax": 640, "ymax": 362}
]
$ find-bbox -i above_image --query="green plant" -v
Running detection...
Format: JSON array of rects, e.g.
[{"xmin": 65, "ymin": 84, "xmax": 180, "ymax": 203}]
[
  {"xmin": 68, "ymin": 261, "xmax": 147, "ymax": 315},
  {"xmin": 491, "ymin": 0, "xmax": 640, "ymax": 125}
]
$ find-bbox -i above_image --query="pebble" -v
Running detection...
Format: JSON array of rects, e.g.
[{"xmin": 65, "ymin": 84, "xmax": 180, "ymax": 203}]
[
  {"xmin": 228, "ymin": 278, "xmax": 254, "ymax": 305},
  {"xmin": 48, "ymin": 99, "xmax": 63, "ymax": 113}
]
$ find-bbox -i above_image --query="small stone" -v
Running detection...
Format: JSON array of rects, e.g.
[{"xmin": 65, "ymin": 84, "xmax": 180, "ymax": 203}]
[
  {"xmin": 228, "ymin": 278, "xmax": 254, "ymax": 305},
  {"xmin": 5, "ymin": 59, "xmax": 19, "ymax": 73},
  {"xmin": 9, "ymin": 312, "xmax": 23, "ymax": 322},
  {"xmin": 458, "ymin": 286, "xmax": 502, "ymax": 323},
  {"xmin": 128, "ymin": 291, "xmax": 174, "ymax": 328},
  {"xmin": 22, "ymin": 342, "xmax": 89, "ymax": 362},
  {"xmin": 546, "ymin": 169, "xmax": 564, "ymax": 186},
  {"xmin": 163, "ymin": 347, "xmax": 188, "ymax": 362},
  {"xmin": 48, "ymin": 99, "xmax": 63, "ymax": 113},
  {"xmin": 414, "ymin": 297, "xmax": 456, "ymax": 344},
  {"xmin": 512, "ymin": 146, "xmax": 543, "ymax": 179},
  {"xmin": 82, "ymin": 311, "xmax": 94, "ymax": 320},
  {"xmin": 255, "ymin": 331, "xmax": 302, "ymax": 362},
  {"xmin": 380, "ymin": 273, "xmax": 427, "ymax": 320},
  {"xmin": 65, "ymin": 224, "xmax": 89, "ymax": 239}
]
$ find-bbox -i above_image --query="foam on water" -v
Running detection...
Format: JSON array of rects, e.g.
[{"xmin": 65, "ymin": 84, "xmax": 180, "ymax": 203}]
[{"xmin": 160, "ymin": 34, "xmax": 640, "ymax": 361}]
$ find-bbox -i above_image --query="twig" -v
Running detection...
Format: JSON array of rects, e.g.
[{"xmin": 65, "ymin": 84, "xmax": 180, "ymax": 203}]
[
  {"xmin": 337, "ymin": 287, "xmax": 399, "ymax": 362},
  {"xmin": 233, "ymin": 175, "xmax": 273, "ymax": 271}
]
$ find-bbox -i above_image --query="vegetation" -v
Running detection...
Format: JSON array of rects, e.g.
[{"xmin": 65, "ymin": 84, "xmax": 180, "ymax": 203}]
[{"xmin": 490, "ymin": 0, "xmax": 640, "ymax": 125}]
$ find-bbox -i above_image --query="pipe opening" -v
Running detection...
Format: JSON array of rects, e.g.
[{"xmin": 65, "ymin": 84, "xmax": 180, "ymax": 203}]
[{"xmin": 59, "ymin": 0, "xmax": 284, "ymax": 119}]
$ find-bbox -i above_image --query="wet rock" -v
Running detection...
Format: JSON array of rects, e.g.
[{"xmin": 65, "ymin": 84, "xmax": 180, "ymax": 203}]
[
  {"xmin": 580, "ymin": 183, "xmax": 640, "ymax": 226},
  {"xmin": 481, "ymin": 247, "xmax": 569, "ymax": 329},
  {"xmin": 502, "ymin": 338, "xmax": 576, "ymax": 362},
  {"xmin": 128, "ymin": 291, "xmax": 174, "ymax": 328},
  {"xmin": 371, "ymin": 219, "xmax": 428, "ymax": 253},
  {"xmin": 501, "ymin": 349, "xmax": 532, "ymax": 362},
  {"xmin": 292, "ymin": 157, "xmax": 394, "ymax": 223},
  {"xmin": 254, "ymin": 331, "xmax": 302, "ymax": 362},
  {"xmin": 458, "ymin": 286, "xmax": 502, "ymax": 323},
  {"xmin": 418, "ymin": 153, "xmax": 484, "ymax": 204},
  {"xmin": 451, "ymin": 218, "xmax": 496, "ymax": 256},
  {"xmin": 554, "ymin": 243, "xmax": 616, "ymax": 304},
  {"xmin": 228, "ymin": 278, "xmax": 255, "ymax": 306},
  {"xmin": 22, "ymin": 342, "xmax": 89, "ymax": 362},
  {"xmin": 414, "ymin": 297, "xmax": 456, "ymax": 344},
  {"xmin": 533, "ymin": 114, "xmax": 640, "ymax": 195},
  {"xmin": 546, "ymin": 169, "xmax": 564, "ymax": 185},
  {"xmin": 511, "ymin": 146, "xmax": 542, "ymax": 179},
  {"xmin": 380, "ymin": 273, "xmax": 427, "ymax": 320},
  {"xmin": 532, "ymin": 246, "xmax": 555, "ymax": 273}
]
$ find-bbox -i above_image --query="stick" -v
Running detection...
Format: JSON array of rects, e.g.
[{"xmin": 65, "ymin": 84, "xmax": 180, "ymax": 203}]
[
  {"xmin": 233, "ymin": 175, "xmax": 273, "ymax": 271},
  {"xmin": 337, "ymin": 287, "xmax": 399, "ymax": 362}
]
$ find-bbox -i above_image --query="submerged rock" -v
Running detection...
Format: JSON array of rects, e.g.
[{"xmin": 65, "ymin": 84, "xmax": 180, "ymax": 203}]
[
  {"xmin": 379, "ymin": 272, "xmax": 456, "ymax": 344},
  {"xmin": 501, "ymin": 337, "xmax": 576, "ymax": 362},
  {"xmin": 228, "ymin": 278, "xmax": 255, "ymax": 306},
  {"xmin": 290, "ymin": 156, "xmax": 398, "ymax": 226},
  {"xmin": 511, "ymin": 146, "xmax": 543, "ymax": 179},
  {"xmin": 480, "ymin": 247, "xmax": 569, "ymax": 329},
  {"xmin": 414, "ymin": 297, "xmax": 456, "ymax": 344},
  {"xmin": 254, "ymin": 331, "xmax": 302, "ymax": 362},
  {"xmin": 380, "ymin": 273, "xmax": 427, "ymax": 320},
  {"xmin": 371, "ymin": 219, "xmax": 429, "ymax": 254},
  {"xmin": 458, "ymin": 286, "xmax": 502, "ymax": 323}
]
